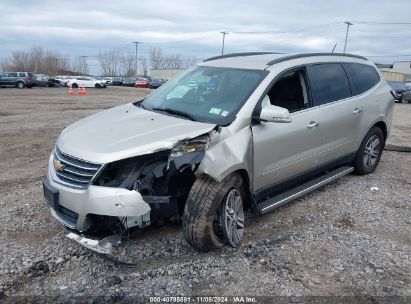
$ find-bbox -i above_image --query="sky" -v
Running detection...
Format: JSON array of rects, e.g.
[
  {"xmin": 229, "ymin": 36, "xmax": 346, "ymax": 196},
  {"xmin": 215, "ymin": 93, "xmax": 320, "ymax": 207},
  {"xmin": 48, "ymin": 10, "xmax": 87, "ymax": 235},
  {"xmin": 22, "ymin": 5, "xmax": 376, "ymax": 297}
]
[{"xmin": 1, "ymin": 0, "xmax": 411, "ymax": 74}]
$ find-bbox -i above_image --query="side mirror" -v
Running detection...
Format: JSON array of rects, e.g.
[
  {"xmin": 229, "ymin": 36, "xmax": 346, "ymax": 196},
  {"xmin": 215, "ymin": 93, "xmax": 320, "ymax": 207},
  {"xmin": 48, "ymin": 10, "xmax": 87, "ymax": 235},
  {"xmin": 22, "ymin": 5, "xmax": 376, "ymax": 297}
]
[{"xmin": 260, "ymin": 104, "xmax": 292, "ymax": 123}]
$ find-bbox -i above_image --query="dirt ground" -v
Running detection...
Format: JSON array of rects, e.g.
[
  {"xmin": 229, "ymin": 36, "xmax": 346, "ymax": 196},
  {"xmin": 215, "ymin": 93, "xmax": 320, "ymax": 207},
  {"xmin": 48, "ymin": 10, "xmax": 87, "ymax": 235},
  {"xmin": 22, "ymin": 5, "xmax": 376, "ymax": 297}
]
[{"xmin": 0, "ymin": 87, "xmax": 410, "ymax": 302}]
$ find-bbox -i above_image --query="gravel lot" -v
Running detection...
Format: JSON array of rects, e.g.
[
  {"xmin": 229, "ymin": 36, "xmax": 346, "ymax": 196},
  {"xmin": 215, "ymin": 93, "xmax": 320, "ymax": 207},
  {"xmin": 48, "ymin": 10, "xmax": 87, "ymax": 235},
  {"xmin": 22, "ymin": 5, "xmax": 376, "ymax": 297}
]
[{"xmin": 0, "ymin": 87, "xmax": 410, "ymax": 302}]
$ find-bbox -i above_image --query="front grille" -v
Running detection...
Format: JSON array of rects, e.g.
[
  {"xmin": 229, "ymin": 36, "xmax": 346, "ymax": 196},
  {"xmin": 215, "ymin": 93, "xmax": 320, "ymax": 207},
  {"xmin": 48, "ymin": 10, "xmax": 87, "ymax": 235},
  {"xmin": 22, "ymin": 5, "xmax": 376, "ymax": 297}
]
[{"xmin": 53, "ymin": 147, "xmax": 102, "ymax": 189}]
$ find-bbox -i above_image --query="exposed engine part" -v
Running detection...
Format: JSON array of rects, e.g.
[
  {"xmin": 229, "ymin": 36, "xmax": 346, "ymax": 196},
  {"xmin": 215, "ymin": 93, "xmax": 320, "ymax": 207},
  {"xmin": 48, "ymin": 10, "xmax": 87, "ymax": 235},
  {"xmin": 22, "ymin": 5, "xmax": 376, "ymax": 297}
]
[{"xmin": 92, "ymin": 145, "xmax": 207, "ymax": 227}]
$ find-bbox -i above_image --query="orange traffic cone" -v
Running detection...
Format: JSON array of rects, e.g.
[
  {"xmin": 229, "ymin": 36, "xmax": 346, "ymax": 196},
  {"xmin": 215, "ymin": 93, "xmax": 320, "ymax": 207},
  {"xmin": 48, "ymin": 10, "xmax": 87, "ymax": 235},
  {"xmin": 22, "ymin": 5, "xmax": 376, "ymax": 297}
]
[
  {"xmin": 69, "ymin": 85, "xmax": 73, "ymax": 96},
  {"xmin": 77, "ymin": 85, "xmax": 82, "ymax": 96},
  {"xmin": 82, "ymin": 85, "xmax": 87, "ymax": 95}
]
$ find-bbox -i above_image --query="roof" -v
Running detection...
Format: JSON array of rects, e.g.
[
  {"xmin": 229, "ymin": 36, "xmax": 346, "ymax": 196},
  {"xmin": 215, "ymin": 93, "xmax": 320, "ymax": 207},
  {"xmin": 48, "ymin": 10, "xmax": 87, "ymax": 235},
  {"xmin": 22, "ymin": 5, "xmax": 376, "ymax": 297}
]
[{"xmin": 199, "ymin": 52, "xmax": 368, "ymax": 70}]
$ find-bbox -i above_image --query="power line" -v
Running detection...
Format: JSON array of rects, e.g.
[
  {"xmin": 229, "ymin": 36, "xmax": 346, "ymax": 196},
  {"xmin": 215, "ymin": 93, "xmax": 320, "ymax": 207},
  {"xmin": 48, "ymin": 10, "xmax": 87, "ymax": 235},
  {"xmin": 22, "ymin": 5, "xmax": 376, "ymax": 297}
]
[
  {"xmin": 231, "ymin": 22, "xmax": 343, "ymax": 34},
  {"xmin": 364, "ymin": 54, "xmax": 411, "ymax": 57},
  {"xmin": 350, "ymin": 21, "xmax": 411, "ymax": 25}
]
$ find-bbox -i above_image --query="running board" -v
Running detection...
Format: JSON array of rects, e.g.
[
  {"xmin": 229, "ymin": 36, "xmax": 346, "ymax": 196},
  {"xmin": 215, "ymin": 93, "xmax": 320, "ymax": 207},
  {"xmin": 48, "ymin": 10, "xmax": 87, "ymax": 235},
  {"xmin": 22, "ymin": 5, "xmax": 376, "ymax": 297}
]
[{"xmin": 257, "ymin": 166, "xmax": 354, "ymax": 215}]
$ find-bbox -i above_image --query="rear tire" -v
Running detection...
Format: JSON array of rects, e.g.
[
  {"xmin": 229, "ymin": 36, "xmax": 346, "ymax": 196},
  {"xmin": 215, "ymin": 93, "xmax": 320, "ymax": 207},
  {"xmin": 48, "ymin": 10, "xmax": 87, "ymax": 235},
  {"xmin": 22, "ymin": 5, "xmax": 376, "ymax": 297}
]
[
  {"xmin": 95, "ymin": 83, "xmax": 101, "ymax": 88},
  {"xmin": 16, "ymin": 82, "xmax": 25, "ymax": 89},
  {"xmin": 353, "ymin": 126, "xmax": 384, "ymax": 175},
  {"xmin": 72, "ymin": 83, "xmax": 78, "ymax": 88},
  {"xmin": 182, "ymin": 174, "xmax": 245, "ymax": 251}
]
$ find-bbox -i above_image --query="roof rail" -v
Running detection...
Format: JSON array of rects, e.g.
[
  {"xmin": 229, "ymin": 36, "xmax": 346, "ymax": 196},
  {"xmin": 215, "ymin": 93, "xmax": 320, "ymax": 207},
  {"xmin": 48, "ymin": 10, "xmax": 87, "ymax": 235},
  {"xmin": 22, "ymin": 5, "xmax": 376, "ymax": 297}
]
[
  {"xmin": 203, "ymin": 52, "xmax": 283, "ymax": 62},
  {"xmin": 266, "ymin": 53, "xmax": 367, "ymax": 66}
]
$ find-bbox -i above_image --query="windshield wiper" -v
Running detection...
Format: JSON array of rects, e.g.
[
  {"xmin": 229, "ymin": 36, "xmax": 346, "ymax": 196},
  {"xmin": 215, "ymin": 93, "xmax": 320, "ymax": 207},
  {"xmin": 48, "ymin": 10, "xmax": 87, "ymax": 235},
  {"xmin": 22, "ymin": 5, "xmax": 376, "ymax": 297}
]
[{"xmin": 152, "ymin": 107, "xmax": 195, "ymax": 121}]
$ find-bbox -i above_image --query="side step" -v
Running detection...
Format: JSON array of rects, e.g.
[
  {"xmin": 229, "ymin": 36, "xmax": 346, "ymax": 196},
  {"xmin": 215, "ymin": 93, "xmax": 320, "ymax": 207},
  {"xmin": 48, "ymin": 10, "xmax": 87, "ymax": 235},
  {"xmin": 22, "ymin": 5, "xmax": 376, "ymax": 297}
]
[{"xmin": 257, "ymin": 166, "xmax": 354, "ymax": 215}]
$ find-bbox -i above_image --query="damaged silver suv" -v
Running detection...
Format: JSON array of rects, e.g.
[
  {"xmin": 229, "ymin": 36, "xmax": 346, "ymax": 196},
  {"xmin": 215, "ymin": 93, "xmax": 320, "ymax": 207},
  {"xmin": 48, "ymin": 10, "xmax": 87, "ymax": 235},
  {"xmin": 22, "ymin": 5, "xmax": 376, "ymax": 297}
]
[{"xmin": 43, "ymin": 53, "xmax": 394, "ymax": 252}]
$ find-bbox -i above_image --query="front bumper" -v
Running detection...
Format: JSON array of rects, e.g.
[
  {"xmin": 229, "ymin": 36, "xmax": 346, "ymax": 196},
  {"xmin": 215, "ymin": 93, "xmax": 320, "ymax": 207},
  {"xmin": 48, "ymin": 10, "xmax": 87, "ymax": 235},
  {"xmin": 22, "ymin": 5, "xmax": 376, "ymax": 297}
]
[{"xmin": 44, "ymin": 156, "xmax": 151, "ymax": 231}]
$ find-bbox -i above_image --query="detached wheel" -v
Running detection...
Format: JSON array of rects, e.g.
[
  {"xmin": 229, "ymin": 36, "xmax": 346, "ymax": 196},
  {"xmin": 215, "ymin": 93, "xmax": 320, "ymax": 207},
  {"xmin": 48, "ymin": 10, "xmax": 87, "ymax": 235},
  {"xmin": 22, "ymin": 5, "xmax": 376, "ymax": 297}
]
[
  {"xmin": 182, "ymin": 174, "xmax": 245, "ymax": 251},
  {"xmin": 16, "ymin": 82, "xmax": 25, "ymax": 89},
  {"xmin": 353, "ymin": 126, "xmax": 384, "ymax": 175}
]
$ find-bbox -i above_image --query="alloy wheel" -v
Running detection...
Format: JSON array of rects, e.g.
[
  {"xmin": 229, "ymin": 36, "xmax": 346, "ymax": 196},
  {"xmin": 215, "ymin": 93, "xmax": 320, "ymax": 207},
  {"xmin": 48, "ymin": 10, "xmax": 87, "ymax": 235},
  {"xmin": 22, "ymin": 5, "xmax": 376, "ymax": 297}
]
[
  {"xmin": 221, "ymin": 188, "xmax": 244, "ymax": 247},
  {"xmin": 363, "ymin": 135, "xmax": 380, "ymax": 169}
]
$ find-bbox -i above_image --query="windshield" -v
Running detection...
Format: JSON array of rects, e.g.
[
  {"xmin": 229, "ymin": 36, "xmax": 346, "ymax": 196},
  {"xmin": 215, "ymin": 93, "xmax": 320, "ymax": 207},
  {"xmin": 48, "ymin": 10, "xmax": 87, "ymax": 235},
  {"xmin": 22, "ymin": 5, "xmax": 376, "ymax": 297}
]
[{"xmin": 139, "ymin": 66, "xmax": 267, "ymax": 124}]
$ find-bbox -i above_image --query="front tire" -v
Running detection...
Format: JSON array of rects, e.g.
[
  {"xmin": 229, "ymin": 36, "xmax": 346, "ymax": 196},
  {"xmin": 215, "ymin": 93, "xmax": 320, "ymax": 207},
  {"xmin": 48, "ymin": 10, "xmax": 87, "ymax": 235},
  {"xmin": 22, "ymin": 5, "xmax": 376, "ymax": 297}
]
[
  {"xmin": 182, "ymin": 174, "xmax": 245, "ymax": 251},
  {"xmin": 353, "ymin": 126, "xmax": 384, "ymax": 175}
]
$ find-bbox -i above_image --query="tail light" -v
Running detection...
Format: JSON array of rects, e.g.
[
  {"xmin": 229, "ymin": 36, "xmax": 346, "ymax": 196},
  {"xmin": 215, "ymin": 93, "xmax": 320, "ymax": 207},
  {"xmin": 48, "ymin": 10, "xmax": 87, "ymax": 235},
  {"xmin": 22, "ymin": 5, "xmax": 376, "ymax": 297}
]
[{"xmin": 25, "ymin": 77, "xmax": 32, "ymax": 81}]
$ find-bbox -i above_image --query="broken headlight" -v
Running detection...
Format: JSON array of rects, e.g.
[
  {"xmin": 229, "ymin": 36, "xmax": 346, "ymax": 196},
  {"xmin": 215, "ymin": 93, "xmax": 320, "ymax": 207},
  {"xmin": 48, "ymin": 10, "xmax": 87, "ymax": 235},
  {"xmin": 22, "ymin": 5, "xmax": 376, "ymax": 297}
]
[
  {"xmin": 94, "ymin": 152, "xmax": 169, "ymax": 189},
  {"xmin": 169, "ymin": 134, "xmax": 210, "ymax": 160}
]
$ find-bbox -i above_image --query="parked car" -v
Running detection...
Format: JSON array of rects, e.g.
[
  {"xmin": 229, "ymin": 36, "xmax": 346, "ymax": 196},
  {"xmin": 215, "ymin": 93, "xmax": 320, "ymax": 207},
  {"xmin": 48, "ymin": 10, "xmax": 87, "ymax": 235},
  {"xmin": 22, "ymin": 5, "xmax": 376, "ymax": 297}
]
[
  {"xmin": 102, "ymin": 77, "xmax": 113, "ymax": 85},
  {"xmin": 54, "ymin": 76, "xmax": 72, "ymax": 87},
  {"xmin": 32, "ymin": 74, "xmax": 49, "ymax": 87},
  {"xmin": 46, "ymin": 78, "xmax": 64, "ymax": 87},
  {"xmin": 149, "ymin": 78, "xmax": 165, "ymax": 89},
  {"xmin": 66, "ymin": 77, "xmax": 107, "ymax": 88},
  {"xmin": 111, "ymin": 77, "xmax": 123, "ymax": 86},
  {"xmin": 387, "ymin": 80, "xmax": 411, "ymax": 103},
  {"xmin": 387, "ymin": 80, "xmax": 408, "ymax": 103},
  {"xmin": 402, "ymin": 90, "xmax": 411, "ymax": 103},
  {"xmin": 122, "ymin": 77, "xmax": 136, "ymax": 87},
  {"xmin": 134, "ymin": 77, "xmax": 149, "ymax": 88},
  {"xmin": 0, "ymin": 72, "xmax": 34, "ymax": 88},
  {"xmin": 43, "ymin": 52, "xmax": 393, "ymax": 253}
]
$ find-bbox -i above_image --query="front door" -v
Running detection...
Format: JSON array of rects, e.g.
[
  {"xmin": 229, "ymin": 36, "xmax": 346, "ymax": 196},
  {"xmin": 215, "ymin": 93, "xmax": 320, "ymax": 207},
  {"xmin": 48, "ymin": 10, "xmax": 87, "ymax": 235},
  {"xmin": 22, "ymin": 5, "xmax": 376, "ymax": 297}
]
[{"xmin": 252, "ymin": 68, "xmax": 324, "ymax": 192}]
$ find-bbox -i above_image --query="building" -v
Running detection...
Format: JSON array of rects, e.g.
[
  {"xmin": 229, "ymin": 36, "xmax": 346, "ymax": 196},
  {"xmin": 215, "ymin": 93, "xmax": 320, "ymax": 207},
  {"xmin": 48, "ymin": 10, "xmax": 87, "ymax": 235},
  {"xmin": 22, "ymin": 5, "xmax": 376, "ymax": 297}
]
[{"xmin": 379, "ymin": 61, "xmax": 411, "ymax": 83}]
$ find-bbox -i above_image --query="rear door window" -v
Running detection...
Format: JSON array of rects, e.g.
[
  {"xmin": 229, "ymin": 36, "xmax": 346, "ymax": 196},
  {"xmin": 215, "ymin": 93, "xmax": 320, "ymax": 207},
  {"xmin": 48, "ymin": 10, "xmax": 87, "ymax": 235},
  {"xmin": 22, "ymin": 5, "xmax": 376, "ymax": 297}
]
[
  {"xmin": 307, "ymin": 63, "xmax": 351, "ymax": 106},
  {"xmin": 18, "ymin": 72, "xmax": 26, "ymax": 77},
  {"xmin": 343, "ymin": 63, "xmax": 380, "ymax": 95},
  {"xmin": 8, "ymin": 73, "xmax": 17, "ymax": 77}
]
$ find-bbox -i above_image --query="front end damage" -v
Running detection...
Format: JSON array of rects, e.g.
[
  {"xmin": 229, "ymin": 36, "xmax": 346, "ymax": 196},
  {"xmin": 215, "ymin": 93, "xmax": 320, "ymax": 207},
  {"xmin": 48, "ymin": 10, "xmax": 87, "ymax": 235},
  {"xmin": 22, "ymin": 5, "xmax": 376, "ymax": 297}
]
[{"xmin": 45, "ymin": 132, "xmax": 216, "ymax": 257}]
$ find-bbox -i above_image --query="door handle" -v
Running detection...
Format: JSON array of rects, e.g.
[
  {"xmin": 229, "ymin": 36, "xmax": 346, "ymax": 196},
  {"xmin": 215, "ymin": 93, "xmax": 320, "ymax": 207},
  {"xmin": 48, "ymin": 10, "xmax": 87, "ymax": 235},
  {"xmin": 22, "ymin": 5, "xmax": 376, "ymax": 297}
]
[
  {"xmin": 353, "ymin": 108, "xmax": 363, "ymax": 114},
  {"xmin": 307, "ymin": 121, "xmax": 319, "ymax": 129}
]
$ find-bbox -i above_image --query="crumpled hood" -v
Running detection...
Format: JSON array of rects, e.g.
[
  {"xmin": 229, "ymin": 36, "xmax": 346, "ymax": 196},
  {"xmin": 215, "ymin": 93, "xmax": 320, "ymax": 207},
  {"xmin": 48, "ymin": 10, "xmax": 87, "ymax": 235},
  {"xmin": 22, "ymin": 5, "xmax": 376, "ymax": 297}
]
[{"xmin": 57, "ymin": 103, "xmax": 215, "ymax": 164}]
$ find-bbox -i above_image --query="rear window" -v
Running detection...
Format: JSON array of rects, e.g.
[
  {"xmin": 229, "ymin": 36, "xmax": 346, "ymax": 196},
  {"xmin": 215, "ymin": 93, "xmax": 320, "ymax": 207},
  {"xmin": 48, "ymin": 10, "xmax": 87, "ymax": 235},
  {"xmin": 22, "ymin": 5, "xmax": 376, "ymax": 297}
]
[
  {"xmin": 28, "ymin": 72, "xmax": 34, "ymax": 77},
  {"xmin": 343, "ymin": 63, "xmax": 380, "ymax": 95},
  {"xmin": 307, "ymin": 63, "xmax": 351, "ymax": 106}
]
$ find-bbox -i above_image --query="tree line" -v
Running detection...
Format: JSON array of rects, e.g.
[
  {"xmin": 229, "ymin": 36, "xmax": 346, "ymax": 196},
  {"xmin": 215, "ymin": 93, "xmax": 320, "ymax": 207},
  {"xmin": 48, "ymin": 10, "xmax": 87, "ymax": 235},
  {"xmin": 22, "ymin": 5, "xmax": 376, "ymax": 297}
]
[{"xmin": 1, "ymin": 46, "xmax": 197, "ymax": 76}]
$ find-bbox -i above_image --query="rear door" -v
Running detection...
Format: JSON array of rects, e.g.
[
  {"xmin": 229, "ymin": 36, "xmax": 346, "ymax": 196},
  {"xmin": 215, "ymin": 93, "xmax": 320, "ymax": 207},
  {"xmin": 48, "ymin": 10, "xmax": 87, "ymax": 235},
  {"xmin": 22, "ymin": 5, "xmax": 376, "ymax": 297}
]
[
  {"xmin": 305, "ymin": 62, "xmax": 361, "ymax": 164},
  {"xmin": 342, "ymin": 62, "xmax": 382, "ymax": 144}
]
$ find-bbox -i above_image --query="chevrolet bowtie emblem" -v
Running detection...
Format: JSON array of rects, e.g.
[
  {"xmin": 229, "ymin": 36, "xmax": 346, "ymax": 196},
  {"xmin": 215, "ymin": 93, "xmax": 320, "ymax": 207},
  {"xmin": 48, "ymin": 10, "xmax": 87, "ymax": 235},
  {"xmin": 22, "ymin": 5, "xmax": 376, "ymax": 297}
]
[{"xmin": 53, "ymin": 160, "xmax": 65, "ymax": 172}]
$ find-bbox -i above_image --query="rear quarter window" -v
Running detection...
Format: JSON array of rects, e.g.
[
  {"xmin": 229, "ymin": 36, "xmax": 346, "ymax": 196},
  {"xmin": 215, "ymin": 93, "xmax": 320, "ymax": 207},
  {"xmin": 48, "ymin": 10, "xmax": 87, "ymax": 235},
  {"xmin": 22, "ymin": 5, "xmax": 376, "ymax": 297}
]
[
  {"xmin": 307, "ymin": 63, "xmax": 351, "ymax": 106},
  {"xmin": 343, "ymin": 63, "xmax": 380, "ymax": 95},
  {"xmin": 18, "ymin": 72, "xmax": 26, "ymax": 77}
]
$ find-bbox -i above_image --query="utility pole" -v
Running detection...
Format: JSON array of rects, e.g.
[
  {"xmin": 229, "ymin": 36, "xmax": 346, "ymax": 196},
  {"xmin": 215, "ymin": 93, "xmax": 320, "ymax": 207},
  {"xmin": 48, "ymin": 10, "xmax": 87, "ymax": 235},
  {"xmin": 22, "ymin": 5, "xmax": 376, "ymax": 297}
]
[
  {"xmin": 79, "ymin": 56, "xmax": 88, "ymax": 75},
  {"xmin": 220, "ymin": 31, "xmax": 228, "ymax": 55},
  {"xmin": 132, "ymin": 41, "xmax": 142, "ymax": 76},
  {"xmin": 343, "ymin": 22, "xmax": 353, "ymax": 53}
]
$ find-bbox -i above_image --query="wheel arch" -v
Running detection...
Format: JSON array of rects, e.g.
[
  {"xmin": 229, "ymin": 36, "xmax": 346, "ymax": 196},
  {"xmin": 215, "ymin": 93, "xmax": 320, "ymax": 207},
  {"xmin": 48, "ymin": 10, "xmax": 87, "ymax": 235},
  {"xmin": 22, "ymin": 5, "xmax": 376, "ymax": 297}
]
[
  {"xmin": 196, "ymin": 168, "xmax": 255, "ymax": 212},
  {"xmin": 373, "ymin": 121, "xmax": 387, "ymax": 142}
]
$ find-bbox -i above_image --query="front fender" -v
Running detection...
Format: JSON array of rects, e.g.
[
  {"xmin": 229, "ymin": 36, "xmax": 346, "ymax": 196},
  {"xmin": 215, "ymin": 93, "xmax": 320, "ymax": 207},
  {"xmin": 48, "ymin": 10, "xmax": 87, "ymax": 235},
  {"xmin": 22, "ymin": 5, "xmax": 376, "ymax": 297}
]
[{"xmin": 198, "ymin": 126, "xmax": 253, "ymax": 184}]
